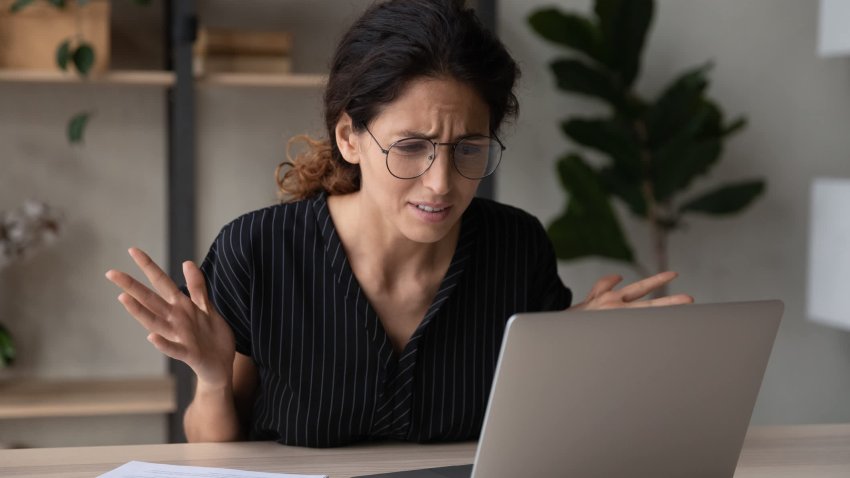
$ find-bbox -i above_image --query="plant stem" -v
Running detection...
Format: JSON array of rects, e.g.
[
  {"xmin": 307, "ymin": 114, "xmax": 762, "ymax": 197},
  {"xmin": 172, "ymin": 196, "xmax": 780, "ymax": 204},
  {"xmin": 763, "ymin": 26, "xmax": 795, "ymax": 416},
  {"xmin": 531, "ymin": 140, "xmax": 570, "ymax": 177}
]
[{"xmin": 634, "ymin": 120, "xmax": 669, "ymax": 297}]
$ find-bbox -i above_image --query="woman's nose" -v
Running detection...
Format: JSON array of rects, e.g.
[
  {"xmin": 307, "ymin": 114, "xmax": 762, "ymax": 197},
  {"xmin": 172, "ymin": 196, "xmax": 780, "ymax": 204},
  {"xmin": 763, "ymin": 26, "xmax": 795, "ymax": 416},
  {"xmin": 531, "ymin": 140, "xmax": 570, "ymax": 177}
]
[{"xmin": 421, "ymin": 144, "xmax": 454, "ymax": 195}]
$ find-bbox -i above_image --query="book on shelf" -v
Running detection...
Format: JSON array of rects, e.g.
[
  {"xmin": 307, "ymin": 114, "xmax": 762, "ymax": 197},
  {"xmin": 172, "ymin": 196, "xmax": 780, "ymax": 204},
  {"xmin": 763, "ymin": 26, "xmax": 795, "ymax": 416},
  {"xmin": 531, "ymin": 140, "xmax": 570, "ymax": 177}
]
[
  {"xmin": 199, "ymin": 55, "xmax": 293, "ymax": 74},
  {"xmin": 194, "ymin": 26, "xmax": 294, "ymax": 75},
  {"xmin": 197, "ymin": 27, "xmax": 293, "ymax": 56}
]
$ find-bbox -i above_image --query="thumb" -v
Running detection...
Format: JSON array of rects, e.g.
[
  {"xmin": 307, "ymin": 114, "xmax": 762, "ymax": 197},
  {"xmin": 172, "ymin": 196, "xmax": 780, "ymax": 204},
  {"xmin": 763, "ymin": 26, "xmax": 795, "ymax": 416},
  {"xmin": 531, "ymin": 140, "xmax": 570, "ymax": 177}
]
[{"xmin": 183, "ymin": 261, "xmax": 211, "ymax": 314}]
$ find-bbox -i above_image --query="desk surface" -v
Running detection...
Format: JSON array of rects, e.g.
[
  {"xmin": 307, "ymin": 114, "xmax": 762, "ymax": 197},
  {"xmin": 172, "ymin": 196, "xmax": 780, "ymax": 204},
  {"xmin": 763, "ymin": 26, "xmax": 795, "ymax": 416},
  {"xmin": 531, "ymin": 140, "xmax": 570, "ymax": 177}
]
[{"xmin": 1, "ymin": 424, "xmax": 849, "ymax": 478}]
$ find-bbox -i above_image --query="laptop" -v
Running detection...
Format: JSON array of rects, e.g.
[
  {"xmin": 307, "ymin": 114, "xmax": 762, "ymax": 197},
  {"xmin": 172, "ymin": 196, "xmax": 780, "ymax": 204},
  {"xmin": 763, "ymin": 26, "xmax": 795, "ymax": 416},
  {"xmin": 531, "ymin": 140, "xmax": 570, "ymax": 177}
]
[{"xmin": 355, "ymin": 300, "xmax": 783, "ymax": 478}]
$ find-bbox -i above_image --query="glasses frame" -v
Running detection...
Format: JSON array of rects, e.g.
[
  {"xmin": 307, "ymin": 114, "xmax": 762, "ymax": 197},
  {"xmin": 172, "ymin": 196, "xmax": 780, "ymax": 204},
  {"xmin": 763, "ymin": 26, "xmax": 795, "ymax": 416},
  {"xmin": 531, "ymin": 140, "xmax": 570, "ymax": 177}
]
[{"xmin": 363, "ymin": 125, "xmax": 506, "ymax": 180}]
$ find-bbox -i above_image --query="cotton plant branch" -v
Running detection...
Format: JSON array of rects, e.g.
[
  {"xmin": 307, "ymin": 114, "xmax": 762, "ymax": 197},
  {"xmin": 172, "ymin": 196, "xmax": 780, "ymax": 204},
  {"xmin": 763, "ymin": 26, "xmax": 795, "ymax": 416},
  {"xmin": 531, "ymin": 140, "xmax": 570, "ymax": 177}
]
[{"xmin": 0, "ymin": 200, "xmax": 62, "ymax": 367}]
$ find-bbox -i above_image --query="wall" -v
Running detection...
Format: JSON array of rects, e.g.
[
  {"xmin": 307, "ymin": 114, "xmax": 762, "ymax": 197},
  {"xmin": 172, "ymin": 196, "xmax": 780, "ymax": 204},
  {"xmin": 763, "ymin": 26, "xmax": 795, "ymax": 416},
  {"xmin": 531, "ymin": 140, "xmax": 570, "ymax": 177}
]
[{"xmin": 498, "ymin": 0, "xmax": 850, "ymax": 424}]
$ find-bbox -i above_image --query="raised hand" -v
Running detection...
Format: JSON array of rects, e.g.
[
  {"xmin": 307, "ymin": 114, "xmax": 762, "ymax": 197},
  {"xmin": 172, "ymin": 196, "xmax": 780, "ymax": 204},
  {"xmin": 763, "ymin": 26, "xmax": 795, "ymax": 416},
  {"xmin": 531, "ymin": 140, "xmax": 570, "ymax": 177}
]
[
  {"xmin": 572, "ymin": 271, "xmax": 694, "ymax": 311},
  {"xmin": 105, "ymin": 247, "xmax": 235, "ymax": 388}
]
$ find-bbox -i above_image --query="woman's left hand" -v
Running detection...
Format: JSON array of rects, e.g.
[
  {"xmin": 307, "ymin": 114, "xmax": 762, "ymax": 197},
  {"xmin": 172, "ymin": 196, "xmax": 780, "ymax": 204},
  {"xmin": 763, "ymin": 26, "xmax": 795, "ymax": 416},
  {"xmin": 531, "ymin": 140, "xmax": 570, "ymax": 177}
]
[{"xmin": 571, "ymin": 271, "xmax": 694, "ymax": 311}]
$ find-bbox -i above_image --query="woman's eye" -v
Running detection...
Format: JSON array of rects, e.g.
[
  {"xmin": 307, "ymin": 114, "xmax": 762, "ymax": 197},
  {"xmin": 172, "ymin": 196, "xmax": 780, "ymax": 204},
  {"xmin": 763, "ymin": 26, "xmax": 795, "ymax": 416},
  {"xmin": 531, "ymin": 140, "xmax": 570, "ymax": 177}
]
[{"xmin": 458, "ymin": 143, "xmax": 486, "ymax": 156}]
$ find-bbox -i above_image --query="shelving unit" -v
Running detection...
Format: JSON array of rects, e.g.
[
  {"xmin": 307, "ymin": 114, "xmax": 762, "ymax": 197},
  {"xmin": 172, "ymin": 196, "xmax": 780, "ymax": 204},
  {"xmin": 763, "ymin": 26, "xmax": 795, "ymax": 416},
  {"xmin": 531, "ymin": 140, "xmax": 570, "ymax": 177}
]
[
  {"xmin": 0, "ymin": 377, "xmax": 175, "ymax": 420},
  {"xmin": 0, "ymin": 69, "xmax": 327, "ymax": 89},
  {"xmin": 0, "ymin": 69, "xmax": 175, "ymax": 86},
  {"xmin": 197, "ymin": 72, "xmax": 326, "ymax": 88}
]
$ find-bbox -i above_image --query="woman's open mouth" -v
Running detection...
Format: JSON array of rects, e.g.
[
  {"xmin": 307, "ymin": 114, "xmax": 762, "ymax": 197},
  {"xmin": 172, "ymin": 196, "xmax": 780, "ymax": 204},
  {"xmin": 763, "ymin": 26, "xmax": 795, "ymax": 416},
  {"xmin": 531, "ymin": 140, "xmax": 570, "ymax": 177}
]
[{"xmin": 409, "ymin": 202, "xmax": 452, "ymax": 223}]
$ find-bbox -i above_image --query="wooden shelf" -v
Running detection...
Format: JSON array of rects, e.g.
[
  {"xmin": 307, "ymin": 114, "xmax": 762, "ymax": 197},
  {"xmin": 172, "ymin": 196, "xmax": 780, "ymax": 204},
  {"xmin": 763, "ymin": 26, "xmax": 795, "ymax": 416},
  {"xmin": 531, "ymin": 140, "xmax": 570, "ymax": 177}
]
[
  {"xmin": 0, "ymin": 69, "xmax": 175, "ymax": 86},
  {"xmin": 197, "ymin": 72, "xmax": 327, "ymax": 88},
  {"xmin": 0, "ymin": 69, "xmax": 328, "ymax": 88},
  {"xmin": 0, "ymin": 376, "xmax": 176, "ymax": 419}
]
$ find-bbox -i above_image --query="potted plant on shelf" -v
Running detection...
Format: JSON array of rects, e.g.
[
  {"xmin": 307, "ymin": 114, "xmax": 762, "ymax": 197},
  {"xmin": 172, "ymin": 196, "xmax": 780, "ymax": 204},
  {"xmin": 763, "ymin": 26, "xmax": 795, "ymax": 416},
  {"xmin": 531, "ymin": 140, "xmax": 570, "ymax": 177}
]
[
  {"xmin": 3, "ymin": 0, "xmax": 151, "ymax": 143},
  {"xmin": 528, "ymin": 0, "xmax": 766, "ymax": 295},
  {"xmin": 0, "ymin": 200, "xmax": 61, "ymax": 368}
]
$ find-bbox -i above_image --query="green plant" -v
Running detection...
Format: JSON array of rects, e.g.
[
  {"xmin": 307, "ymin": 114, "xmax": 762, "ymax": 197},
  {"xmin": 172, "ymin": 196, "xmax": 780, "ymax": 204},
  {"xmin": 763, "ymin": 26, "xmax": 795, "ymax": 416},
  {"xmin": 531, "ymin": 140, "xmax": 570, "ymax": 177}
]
[
  {"xmin": 0, "ymin": 324, "xmax": 14, "ymax": 367},
  {"xmin": 9, "ymin": 0, "xmax": 152, "ymax": 143},
  {"xmin": 528, "ymin": 0, "xmax": 765, "ymax": 289}
]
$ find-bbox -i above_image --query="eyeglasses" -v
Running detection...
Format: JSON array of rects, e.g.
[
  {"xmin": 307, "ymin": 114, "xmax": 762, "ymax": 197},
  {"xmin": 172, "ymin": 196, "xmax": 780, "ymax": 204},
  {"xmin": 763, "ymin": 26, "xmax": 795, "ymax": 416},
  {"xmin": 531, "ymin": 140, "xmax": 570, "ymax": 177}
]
[{"xmin": 363, "ymin": 125, "xmax": 505, "ymax": 180}]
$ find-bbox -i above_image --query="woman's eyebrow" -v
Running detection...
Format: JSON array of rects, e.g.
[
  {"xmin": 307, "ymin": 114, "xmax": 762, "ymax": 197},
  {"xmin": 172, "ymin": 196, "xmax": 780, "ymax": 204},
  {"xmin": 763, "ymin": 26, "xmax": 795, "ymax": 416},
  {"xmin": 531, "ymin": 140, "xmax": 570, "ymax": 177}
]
[{"xmin": 396, "ymin": 129, "xmax": 489, "ymax": 141}]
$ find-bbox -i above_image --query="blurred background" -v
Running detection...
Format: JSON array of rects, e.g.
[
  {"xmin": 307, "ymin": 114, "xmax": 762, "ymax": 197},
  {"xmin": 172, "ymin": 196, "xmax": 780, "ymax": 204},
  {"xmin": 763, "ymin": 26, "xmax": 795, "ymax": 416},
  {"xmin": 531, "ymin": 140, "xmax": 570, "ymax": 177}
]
[{"xmin": 0, "ymin": 0, "xmax": 848, "ymax": 448}]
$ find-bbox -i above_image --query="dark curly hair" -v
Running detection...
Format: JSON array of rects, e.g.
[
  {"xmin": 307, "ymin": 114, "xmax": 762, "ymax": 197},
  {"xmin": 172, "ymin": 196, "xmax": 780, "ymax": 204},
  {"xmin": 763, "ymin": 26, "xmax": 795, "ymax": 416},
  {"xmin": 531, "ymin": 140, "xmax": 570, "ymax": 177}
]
[{"xmin": 276, "ymin": 0, "xmax": 520, "ymax": 201}]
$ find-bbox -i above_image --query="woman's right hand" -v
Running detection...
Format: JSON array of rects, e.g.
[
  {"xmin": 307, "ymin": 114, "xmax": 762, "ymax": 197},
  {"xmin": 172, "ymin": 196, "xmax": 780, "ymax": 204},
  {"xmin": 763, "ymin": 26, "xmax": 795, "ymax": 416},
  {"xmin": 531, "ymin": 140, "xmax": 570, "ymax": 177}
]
[{"xmin": 105, "ymin": 247, "xmax": 236, "ymax": 389}]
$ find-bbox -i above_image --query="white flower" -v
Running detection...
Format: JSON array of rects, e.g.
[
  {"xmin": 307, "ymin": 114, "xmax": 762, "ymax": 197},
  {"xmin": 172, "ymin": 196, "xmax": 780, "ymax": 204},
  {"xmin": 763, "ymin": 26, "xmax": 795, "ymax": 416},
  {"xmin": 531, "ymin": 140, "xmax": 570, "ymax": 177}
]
[
  {"xmin": 0, "ymin": 200, "xmax": 61, "ymax": 269},
  {"xmin": 21, "ymin": 199, "xmax": 46, "ymax": 218}
]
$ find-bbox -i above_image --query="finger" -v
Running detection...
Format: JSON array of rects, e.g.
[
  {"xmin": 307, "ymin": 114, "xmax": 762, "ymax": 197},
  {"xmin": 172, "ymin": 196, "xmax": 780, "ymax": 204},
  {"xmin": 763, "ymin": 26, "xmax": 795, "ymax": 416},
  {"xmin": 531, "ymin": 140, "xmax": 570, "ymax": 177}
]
[
  {"xmin": 183, "ymin": 261, "xmax": 211, "ymax": 314},
  {"xmin": 619, "ymin": 271, "xmax": 679, "ymax": 302},
  {"xmin": 146, "ymin": 333, "xmax": 188, "ymax": 362},
  {"xmin": 117, "ymin": 292, "xmax": 173, "ymax": 336},
  {"xmin": 584, "ymin": 274, "xmax": 624, "ymax": 302},
  {"xmin": 624, "ymin": 294, "xmax": 695, "ymax": 308},
  {"xmin": 128, "ymin": 247, "xmax": 181, "ymax": 302},
  {"xmin": 106, "ymin": 269, "xmax": 171, "ymax": 317}
]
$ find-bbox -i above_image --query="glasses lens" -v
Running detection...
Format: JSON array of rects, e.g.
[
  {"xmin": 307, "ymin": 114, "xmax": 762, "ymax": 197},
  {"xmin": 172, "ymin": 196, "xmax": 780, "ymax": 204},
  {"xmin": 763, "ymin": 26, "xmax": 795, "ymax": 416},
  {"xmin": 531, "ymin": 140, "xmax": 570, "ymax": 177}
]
[
  {"xmin": 387, "ymin": 138, "xmax": 433, "ymax": 179},
  {"xmin": 454, "ymin": 137, "xmax": 501, "ymax": 179}
]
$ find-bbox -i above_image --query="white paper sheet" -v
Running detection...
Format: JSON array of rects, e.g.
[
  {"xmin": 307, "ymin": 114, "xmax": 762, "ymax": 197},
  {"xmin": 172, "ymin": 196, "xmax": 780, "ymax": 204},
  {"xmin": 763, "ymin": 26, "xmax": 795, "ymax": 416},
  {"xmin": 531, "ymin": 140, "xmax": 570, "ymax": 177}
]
[{"xmin": 97, "ymin": 461, "xmax": 327, "ymax": 478}]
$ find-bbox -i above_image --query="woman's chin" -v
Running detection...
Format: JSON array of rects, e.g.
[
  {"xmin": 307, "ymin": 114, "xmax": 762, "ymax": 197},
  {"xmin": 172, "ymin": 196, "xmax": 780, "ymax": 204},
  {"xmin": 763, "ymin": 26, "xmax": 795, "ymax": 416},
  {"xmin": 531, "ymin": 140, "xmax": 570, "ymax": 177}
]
[{"xmin": 401, "ymin": 217, "xmax": 458, "ymax": 244}]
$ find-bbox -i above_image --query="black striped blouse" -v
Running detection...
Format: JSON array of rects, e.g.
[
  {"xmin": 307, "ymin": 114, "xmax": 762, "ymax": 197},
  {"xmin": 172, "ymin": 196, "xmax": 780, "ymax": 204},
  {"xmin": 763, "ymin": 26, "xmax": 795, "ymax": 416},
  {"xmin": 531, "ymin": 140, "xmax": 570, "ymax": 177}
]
[{"xmin": 195, "ymin": 191, "xmax": 572, "ymax": 448}]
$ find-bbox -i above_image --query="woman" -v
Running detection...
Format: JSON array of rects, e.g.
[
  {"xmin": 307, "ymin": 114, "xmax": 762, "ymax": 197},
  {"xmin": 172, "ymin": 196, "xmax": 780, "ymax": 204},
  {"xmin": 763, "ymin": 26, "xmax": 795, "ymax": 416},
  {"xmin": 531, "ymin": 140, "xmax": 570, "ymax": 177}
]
[{"xmin": 105, "ymin": 0, "xmax": 692, "ymax": 448}]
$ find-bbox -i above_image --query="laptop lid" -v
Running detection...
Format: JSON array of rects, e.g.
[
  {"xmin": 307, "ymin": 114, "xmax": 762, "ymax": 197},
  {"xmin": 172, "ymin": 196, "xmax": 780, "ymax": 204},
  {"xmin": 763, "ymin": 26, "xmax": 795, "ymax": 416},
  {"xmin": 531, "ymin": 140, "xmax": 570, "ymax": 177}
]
[{"xmin": 470, "ymin": 300, "xmax": 783, "ymax": 478}]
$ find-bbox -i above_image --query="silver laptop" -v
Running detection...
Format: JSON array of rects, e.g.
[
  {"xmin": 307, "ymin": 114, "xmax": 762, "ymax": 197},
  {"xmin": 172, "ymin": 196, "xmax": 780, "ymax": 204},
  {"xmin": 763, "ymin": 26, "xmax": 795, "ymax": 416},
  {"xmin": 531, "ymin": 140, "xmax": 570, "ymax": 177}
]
[{"xmin": 357, "ymin": 300, "xmax": 783, "ymax": 478}]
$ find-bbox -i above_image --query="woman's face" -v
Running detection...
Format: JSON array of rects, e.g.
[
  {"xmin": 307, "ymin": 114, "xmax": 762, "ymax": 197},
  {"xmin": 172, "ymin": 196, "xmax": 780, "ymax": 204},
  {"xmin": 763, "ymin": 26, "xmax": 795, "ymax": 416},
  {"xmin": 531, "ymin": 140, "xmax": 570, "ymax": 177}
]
[{"xmin": 340, "ymin": 76, "xmax": 491, "ymax": 245}]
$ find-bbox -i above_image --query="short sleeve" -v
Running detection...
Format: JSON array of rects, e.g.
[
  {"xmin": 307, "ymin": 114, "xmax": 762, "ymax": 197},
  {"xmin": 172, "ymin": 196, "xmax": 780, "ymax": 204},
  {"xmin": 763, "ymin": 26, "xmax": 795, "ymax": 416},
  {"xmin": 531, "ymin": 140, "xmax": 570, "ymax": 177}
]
[
  {"xmin": 529, "ymin": 217, "xmax": 572, "ymax": 311},
  {"xmin": 181, "ymin": 217, "xmax": 254, "ymax": 356}
]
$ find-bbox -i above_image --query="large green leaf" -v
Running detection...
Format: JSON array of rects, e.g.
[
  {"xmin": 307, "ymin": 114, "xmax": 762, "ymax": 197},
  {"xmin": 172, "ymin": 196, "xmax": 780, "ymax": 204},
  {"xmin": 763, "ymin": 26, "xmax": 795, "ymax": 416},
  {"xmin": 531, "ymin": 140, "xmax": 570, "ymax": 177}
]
[
  {"xmin": 0, "ymin": 324, "xmax": 15, "ymax": 367},
  {"xmin": 692, "ymin": 99, "xmax": 747, "ymax": 140},
  {"xmin": 72, "ymin": 43, "xmax": 95, "ymax": 77},
  {"xmin": 56, "ymin": 39, "xmax": 72, "ymax": 71},
  {"xmin": 652, "ymin": 136, "xmax": 722, "ymax": 202},
  {"xmin": 550, "ymin": 58, "xmax": 624, "ymax": 110},
  {"xmin": 68, "ymin": 112, "xmax": 91, "ymax": 144},
  {"xmin": 650, "ymin": 97, "xmax": 745, "ymax": 201},
  {"xmin": 594, "ymin": 0, "xmax": 654, "ymax": 88},
  {"xmin": 599, "ymin": 165, "xmax": 647, "ymax": 217},
  {"xmin": 547, "ymin": 154, "xmax": 634, "ymax": 263},
  {"xmin": 528, "ymin": 8, "xmax": 602, "ymax": 62},
  {"xmin": 679, "ymin": 180, "xmax": 765, "ymax": 215},
  {"xmin": 561, "ymin": 117, "xmax": 642, "ymax": 176},
  {"xmin": 646, "ymin": 63, "xmax": 712, "ymax": 147},
  {"xmin": 723, "ymin": 116, "xmax": 747, "ymax": 136}
]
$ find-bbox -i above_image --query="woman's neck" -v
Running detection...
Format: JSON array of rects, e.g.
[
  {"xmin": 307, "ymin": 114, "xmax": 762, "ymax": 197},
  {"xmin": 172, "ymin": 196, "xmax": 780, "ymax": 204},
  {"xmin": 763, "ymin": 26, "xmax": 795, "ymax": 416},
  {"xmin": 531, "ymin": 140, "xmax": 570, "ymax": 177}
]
[{"xmin": 327, "ymin": 192, "xmax": 461, "ymax": 292}]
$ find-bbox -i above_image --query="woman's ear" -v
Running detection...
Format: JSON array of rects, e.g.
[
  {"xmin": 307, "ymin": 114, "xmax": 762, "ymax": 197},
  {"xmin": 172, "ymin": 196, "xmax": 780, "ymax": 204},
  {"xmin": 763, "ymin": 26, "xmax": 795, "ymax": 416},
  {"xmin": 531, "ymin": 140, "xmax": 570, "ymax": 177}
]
[{"xmin": 335, "ymin": 112, "xmax": 361, "ymax": 165}]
